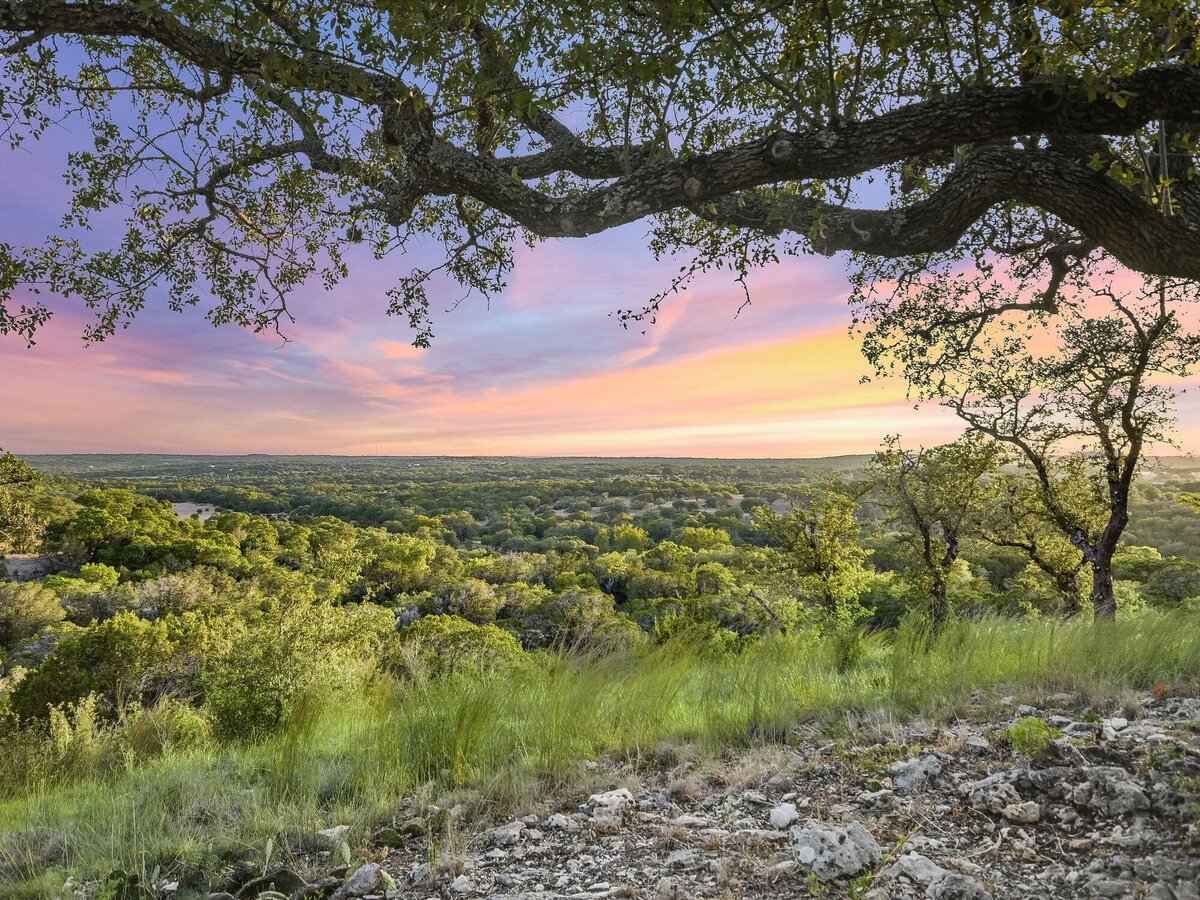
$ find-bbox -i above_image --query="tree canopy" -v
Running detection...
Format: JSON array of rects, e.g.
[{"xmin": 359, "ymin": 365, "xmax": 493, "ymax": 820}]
[{"xmin": 2, "ymin": 1, "xmax": 1200, "ymax": 343}]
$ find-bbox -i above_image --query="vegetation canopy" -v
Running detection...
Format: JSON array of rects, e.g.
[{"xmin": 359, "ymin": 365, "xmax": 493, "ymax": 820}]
[{"xmin": 2, "ymin": 1, "xmax": 1200, "ymax": 344}]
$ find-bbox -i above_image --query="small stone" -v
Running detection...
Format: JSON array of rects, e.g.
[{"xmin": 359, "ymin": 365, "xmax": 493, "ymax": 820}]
[
  {"xmin": 667, "ymin": 849, "xmax": 700, "ymax": 869},
  {"xmin": 895, "ymin": 852, "xmax": 948, "ymax": 885},
  {"xmin": 890, "ymin": 755, "xmax": 942, "ymax": 793},
  {"xmin": 317, "ymin": 825, "xmax": 351, "ymax": 848},
  {"xmin": 544, "ymin": 813, "xmax": 571, "ymax": 830},
  {"xmin": 449, "ymin": 874, "xmax": 471, "ymax": 894},
  {"xmin": 1104, "ymin": 717, "xmax": 1129, "ymax": 731},
  {"xmin": 1002, "ymin": 801, "xmax": 1041, "ymax": 824},
  {"xmin": 769, "ymin": 802, "xmax": 800, "ymax": 829},
  {"xmin": 491, "ymin": 820, "xmax": 525, "ymax": 847},
  {"xmin": 336, "ymin": 864, "xmax": 383, "ymax": 899}
]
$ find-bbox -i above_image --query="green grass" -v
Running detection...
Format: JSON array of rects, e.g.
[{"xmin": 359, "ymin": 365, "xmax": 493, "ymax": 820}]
[{"xmin": 2, "ymin": 610, "xmax": 1199, "ymax": 898}]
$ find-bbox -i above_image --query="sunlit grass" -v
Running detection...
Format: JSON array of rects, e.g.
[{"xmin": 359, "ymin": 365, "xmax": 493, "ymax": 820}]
[{"xmin": 2, "ymin": 610, "xmax": 1198, "ymax": 897}]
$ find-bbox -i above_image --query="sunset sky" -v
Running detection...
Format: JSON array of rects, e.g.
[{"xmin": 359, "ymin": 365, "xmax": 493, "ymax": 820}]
[{"xmin": 2, "ymin": 128, "xmax": 1197, "ymax": 458}]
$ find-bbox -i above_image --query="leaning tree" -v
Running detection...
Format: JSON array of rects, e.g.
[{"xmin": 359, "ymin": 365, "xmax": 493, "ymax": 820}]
[
  {"xmin": 2, "ymin": 2, "xmax": 1200, "ymax": 343},
  {"xmin": 862, "ymin": 263, "xmax": 1200, "ymax": 619}
]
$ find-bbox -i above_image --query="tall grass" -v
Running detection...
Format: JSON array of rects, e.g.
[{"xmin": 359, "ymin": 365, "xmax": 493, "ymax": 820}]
[{"xmin": 2, "ymin": 610, "xmax": 1198, "ymax": 897}]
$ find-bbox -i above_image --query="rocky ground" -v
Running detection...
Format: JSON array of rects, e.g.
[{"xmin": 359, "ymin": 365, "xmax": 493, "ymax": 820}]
[{"xmin": 205, "ymin": 691, "xmax": 1200, "ymax": 900}]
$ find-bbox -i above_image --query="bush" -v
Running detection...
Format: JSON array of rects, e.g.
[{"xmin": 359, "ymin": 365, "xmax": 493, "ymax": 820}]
[
  {"xmin": 0, "ymin": 582, "xmax": 65, "ymax": 649},
  {"xmin": 389, "ymin": 614, "xmax": 526, "ymax": 680},
  {"xmin": 203, "ymin": 599, "xmax": 392, "ymax": 741},
  {"xmin": 203, "ymin": 634, "xmax": 311, "ymax": 741},
  {"xmin": 9, "ymin": 614, "xmax": 171, "ymax": 721}
]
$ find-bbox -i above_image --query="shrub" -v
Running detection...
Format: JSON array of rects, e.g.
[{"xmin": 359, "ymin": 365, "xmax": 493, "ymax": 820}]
[
  {"xmin": 434, "ymin": 578, "xmax": 500, "ymax": 623},
  {"xmin": 203, "ymin": 599, "xmax": 392, "ymax": 741},
  {"xmin": 9, "ymin": 614, "xmax": 172, "ymax": 721},
  {"xmin": 0, "ymin": 582, "xmax": 65, "ymax": 649},
  {"xmin": 389, "ymin": 614, "xmax": 526, "ymax": 680},
  {"xmin": 203, "ymin": 635, "xmax": 312, "ymax": 741}
]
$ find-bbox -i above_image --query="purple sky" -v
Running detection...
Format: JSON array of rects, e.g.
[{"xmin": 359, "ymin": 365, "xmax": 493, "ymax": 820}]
[{"xmin": 2, "ymin": 120, "xmax": 1196, "ymax": 457}]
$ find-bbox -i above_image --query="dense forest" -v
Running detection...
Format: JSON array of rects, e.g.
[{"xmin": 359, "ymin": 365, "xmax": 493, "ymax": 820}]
[{"xmin": 5, "ymin": 450, "xmax": 1200, "ymax": 749}]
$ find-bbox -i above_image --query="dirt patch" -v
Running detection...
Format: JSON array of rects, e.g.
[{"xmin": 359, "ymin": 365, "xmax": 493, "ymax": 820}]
[{"xmin": 2, "ymin": 554, "xmax": 51, "ymax": 582}]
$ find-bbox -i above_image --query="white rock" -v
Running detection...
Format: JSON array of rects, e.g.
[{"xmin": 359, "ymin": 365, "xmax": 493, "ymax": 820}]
[
  {"xmin": 449, "ymin": 874, "xmax": 471, "ymax": 894},
  {"xmin": 544, "ymin": 813, "xmax": 571, "ymax": 830},
  {"xmin": 790, "ymin": 820, "xmax": 882, "ymax": 881},
  {"xmin": 317, "ymin": 824, "xmax": 351, "ymax": 848},
  {"xmin": 895, "ymin": 852, "xmax": 948, "ymax": 885},
  {"xmin": 1002, "ymin": 801, "xmax": 1041, "ymax": 824},
  {"xmin": 340, "ymin": 863, "xmax": 383, "ymax": 898},
  {"xmin": 666, "ymin": 849, "xmax": 700, "ymax": 869},
  {"xmin": 587, "ymin": 788, "xmax": 635, "ymax": 825},
  {"xmin": 889, "ymin": 755, "xmax": 942, "ymax": 793},
  {"xmin": 491, "ymin": 820, "xmax": 525, "ymax": 846},
  {"xmin": 1104, "ymin": 717, "xmax": 1129, "ymax": 731},
  {"xmin": 769, "ymin": 802, "xmax": 800, "ymax": 829}
]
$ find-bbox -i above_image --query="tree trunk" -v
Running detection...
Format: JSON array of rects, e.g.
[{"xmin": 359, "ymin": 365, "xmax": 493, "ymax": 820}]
[
  {"xmin": 930, "ymin": 574, "xmax": 949, "ymax": 625},
  {"xmin": 1058, "ymin": 573, "xmax": 1081, "ymax": 618},
  {"xmin": 1091, "ymin": 558, "xmax": 1116, "ymax": 621}
]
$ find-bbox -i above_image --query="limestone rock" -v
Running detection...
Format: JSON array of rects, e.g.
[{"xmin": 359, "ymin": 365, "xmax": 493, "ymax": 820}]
[
  {"xmin": 928, "ymin": 872, "xmax": 994, "ymax": 899},
  {"xmin": 587, "ymin": 788, "xmax": 635, "ymax": 825},
  {"xmin": 1001, "ymin": 801, "xmax": 1041, "ymax": 824},
  {"xmin": 331, "ymin": 864, "xmax": 383, "ymax": 900},
  {"xmin": 891, "ymin": 755, "xmax": 942, "ymax": 793},
  {"xmin": 769, "ymin": 802, "xmax": 800, "ymax": 829},
  {"xmin": 492, "ymin": 820, "xmax": 525, "ymax": 847},
  {"xmin": 789, "ymin": 819, "xmax": 881, "ymax": 881},
  {"xmin": 1086, "ymin": 767, "xmax": 1150, "ymax": 816},
  {"xmin": 895, "ymin": 852, "xmax": 948, "ymax": 885}
]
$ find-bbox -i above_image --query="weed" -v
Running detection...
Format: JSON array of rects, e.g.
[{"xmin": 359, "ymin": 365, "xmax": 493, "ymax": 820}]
[{"xmin": 1003, "ymin": 717, "xmax": 1060, "ymax": 759}]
